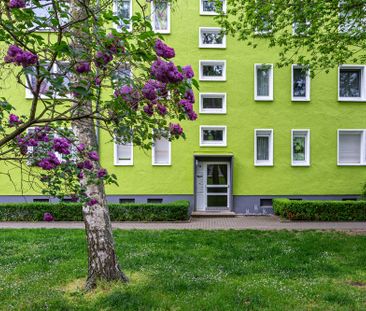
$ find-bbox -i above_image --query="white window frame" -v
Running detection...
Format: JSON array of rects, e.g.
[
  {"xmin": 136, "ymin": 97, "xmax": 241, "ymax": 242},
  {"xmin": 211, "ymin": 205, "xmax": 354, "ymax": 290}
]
[
  {"xmin": 25, "ymin": 62, "xmax": 71, "ymax": 99},
  {"xmin": 151, "ymin": 0, "xmax": 171, "ymax": 34},
  {"xmin": 254, "ymin": 129, "xmax": 274, "ymax": 166},
  {"xmin": 152, "ymin": 133, "xmax": 171, "ymax": 166},
  {"xmin": 291, "ymin": 129, "xmax": 310, "ymax": 166},
  {"xmin": 200, "ymin": 0, "xmax": 227, "ymax": 16},
  {"xmin": 199, "ymin": 93, "xmax": 227, "ymax": 114},
  {"xmin": 291, "ymin": 65, "xmax": 310, "ymax": 101},
  {"xmin": 199, "ymin": 27, "xmax": 226, "ymax": 49},
  {"xmin": 114, "ymin": 138, "xmax": 134, "ymax": 166},
  {"xmin": 338, "ymin": 65, "xmax": 366, "ymax": 102},
  {"xmin": 337, "ymin": 129, "xmax": 366, "ymax": 166},
  {"xmin": 113, "ymin": 0, "xmax": 133, "ymax": 32},
  {"xmin": 254, "ymin": 64, "xmax": 273, "ymax": 101},
  {"xmin": 199, "ymin": 60, "xmax": 227, "ymax": 81},
  {"xmin": 200, "ymin": 126, "xmax": 227, "ymax": 147}
]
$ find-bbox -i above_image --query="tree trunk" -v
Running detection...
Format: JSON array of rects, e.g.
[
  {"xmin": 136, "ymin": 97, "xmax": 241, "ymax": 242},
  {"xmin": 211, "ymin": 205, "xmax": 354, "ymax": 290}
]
[
  {"xmin": 70, "ymin": 0, "xmax": 128, "ymax": 290},
  {"xmin": 72, "ymin": 116, "xmax": 129, "ymax": 290}
]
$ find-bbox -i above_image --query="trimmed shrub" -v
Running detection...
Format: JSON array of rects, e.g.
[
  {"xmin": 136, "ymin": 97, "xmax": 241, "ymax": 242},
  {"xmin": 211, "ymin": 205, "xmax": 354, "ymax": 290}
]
[
  {"xmin": 273, "ymin": 198, "xmax": 366, "ymax": 221},
  {"xmin": 0, "ymin": 200, "xmax": 190, "ymax": 221}
]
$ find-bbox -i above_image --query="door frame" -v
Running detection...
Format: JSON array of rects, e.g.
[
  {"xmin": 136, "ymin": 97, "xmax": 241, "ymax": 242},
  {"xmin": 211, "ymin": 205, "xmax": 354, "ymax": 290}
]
[
  {"xmin": 203, "ymin": 161, "xmax": 231, "ymax": 210},
  {"xmin": 194, "ymin": 155, "xmax": 234, "ymax": 212}
]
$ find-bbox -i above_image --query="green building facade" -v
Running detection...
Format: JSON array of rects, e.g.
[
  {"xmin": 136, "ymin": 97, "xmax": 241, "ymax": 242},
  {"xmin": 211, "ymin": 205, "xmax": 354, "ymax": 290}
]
[{"xmin": 1, "ymin": 0, "xmax": 365, "ymax": 214}]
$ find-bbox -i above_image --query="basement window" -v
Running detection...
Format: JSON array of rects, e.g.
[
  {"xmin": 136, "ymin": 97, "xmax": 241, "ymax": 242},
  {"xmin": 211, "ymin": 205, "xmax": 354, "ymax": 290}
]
[
  {"xmin": 119, "ymin": 198, "xmax": 135, "ymax": 204},
  {"xmin": 260, "ymin": 199, "xmax": 273, "ymax": 207},
  {"xmin": 147, "ymin": 198, "xmax": 163, "ymax": 204}
]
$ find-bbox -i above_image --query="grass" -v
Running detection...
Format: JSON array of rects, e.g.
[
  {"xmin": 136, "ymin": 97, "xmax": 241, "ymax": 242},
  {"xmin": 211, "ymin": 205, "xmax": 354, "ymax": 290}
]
[{"xmin": 0, "ymin": 230, "xmax": 365, "ymax": 310}]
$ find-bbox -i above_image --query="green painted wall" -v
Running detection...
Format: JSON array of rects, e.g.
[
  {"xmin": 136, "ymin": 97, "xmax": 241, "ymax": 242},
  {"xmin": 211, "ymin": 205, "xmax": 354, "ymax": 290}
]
[{"xmin": 0, "ymin": 0, "xmax": 365, "ymax": 196}]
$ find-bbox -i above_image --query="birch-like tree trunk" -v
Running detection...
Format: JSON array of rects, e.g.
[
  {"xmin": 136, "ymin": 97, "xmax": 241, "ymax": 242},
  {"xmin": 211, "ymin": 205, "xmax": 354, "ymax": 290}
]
[{"xmin": 70, "ymin": 0, "xmax": 128, "ymax": 290}]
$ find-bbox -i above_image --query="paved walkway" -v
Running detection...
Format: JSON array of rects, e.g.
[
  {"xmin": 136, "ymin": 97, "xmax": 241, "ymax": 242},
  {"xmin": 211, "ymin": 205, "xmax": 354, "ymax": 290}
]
[{"xmin": 0, "ymin": 216, "xmax": 365, "ymax": 232}]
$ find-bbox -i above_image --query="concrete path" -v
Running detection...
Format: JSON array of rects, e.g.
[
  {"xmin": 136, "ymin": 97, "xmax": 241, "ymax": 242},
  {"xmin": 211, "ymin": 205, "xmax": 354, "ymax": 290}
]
[{"xmin": 0, "ymin": 216, "xmax": 365, "ymax": 232}]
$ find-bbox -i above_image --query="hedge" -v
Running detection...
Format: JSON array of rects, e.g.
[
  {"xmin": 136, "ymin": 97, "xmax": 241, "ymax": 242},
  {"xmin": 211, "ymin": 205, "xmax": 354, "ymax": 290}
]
[
  {"xmin": 0, "ymin": 200, "xmax": 190, "ymax": 222},
  {"xmin": 273, "ymin": 198, "xmax": 366, "ymax": 221}
]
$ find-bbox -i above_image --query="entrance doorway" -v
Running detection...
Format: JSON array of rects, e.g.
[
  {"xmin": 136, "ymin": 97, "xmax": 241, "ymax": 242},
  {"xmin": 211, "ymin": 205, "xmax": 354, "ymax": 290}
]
[{"xmin": 195, "ymin": 158, "xmax": 232, "ymax": 211}]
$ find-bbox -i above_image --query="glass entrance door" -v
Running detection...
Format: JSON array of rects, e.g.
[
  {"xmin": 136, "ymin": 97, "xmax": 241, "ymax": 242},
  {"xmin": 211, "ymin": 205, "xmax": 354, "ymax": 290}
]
[{"xmin": 204, "ymin": 162, "xmax": 230, "ymax": 210}]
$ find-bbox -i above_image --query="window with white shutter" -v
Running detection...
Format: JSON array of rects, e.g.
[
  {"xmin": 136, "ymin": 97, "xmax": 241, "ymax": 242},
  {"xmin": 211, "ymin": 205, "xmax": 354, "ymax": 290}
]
[
  {"xmin": 114, "ymin": 139, "xmax": 133, "ymax": 165},
  {"xmin": 338, "ymin": 130, "xmax": 366, "ymax": 165},
  {"xmin": 152, "ymin": 136, "xmax": 171, "ymax": 165}
]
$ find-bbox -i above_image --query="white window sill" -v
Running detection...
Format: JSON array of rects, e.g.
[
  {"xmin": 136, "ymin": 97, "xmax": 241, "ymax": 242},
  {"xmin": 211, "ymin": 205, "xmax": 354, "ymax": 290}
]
[
  {"xmin": 338, "ymin": 163, "xmax": 366, "ymax": 166},
  {"xmin": 154, "ymin": 30, "xmax": 171, "ymax": 34},
  {"xmin": 199, "ymin": 77, "xmax": 226, "ymax": 82},
  {"xmin": 255, "ymin": 97, "xmax": 273, "ymax": 101},
  {"xmin": 292, "ymin": 163, "xmax": 310, "ymax": 167},
  {"xmin": 200, "ymin": 143, "xmax": 227, "ymax": 147},
  {"xmin": 255, "ymin": 163, "xmax": 273, "ymax": 167},
  {"xmin": 199, "ymin": 111, "xmax": 226, "ymax": 115},
  {"xmin": 338, "ymin": 97, "xmax": 366, "ymax": 102},
  {"xmin": 199, "ymin": 45, "xmax": 226, "ymax": 49},
  {"xmin": 114, "ymin": 163, "xmax": 134, "ymax": 166},
  {"xmin": 200, "ymin": 11, "xmax": 219, "ymax": 16},
  {"xmin": 292, "ymin": 97, "xmax": 310, "ymax": 102}
]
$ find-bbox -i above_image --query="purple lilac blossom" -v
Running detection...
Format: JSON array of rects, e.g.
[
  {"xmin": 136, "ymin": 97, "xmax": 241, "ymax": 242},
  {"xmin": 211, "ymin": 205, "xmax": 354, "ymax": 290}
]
[
  {"xmin": 169, "ymin": 123, "xmax": 183, "ymax": 136},
  {"xmin": 87, "ymin": 198, "xmax": 98, "ymax": 206},
  {"xmin": 38, "ymin": 152, "xmax": 61, "ymax": 170},
  {"xmin": 97, "ymin": 168, "xmax": 107, "ymax": 178},
  {"xmin": 95, "ymin": 51, "xmax": 113, "ymax": 68},
  {"xmin": 43, "ymin": 212, "xmax": 54, "ymax": 222},
  {"xmin": 8, "ymin": 0, "xmax": 25, "ymax": 9},
  {"xmin": 143, "ymin": 104, "xmax": 154, "ymax": 116},
  {"xmin": 151, "ymin": 58, "xmax": 184, "ymax": 84},
  {"xmin": 76, "ymin": 62, "xmax": 91, "ymax": 74},
  {"xmin": 83, "ymin": 160, "xmax": 94, "ymax": 170},
  {"xmin": 184, "ymin": 89, "xmax": 195, "ymax": 103},
  {"xmin": 182, "ymin": 65, "xmax": 194, "ymax": 79},
  {"xmin": 9, "ymin": 114, "xmax": 21, "ymax": 125},
  {"xmin": 88, "ymin": 151, "xmax": 99, "ymax": 161},
  {"xmin": 156, "ymin": 104, "xmax": 168, "ymax": 116},
  {"xmin": 4, "ymin": 45, "xmax": 38, "ymax": 67},
  {"xmin": 142, "ymin": 79, "xmax": 166, "ymax": 101},
  {"xmin": 154, "ymin": 39, "xmax": 175, "ymax": 59},
  {"xmin": 76, "ymin": 144, "xmax": 85, "ymax": 152},
  {"xmin": 53, "ymin": 138, "xmax": 71, "ymax": 155}
]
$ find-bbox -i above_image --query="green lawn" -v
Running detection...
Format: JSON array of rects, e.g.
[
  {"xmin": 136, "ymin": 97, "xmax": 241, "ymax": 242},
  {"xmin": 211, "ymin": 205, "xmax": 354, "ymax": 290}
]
[{"xmin": 0, "ymin": 230, "xmax": 365, "ymax": 310}]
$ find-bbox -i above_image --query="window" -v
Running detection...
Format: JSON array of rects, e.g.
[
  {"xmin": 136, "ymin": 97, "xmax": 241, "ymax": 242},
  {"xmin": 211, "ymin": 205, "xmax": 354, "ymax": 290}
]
[
  {"xmin": 339, "ymin": 0, "xmax": 366, "ymax": 34},
  {"xmin": 199, "ymin": 93, "xmax": 226, "ymax": 114},
  {"xmin": 29, "ymin": 0, "xmax": 68, "ymax": 31},
  {"xmin": 152, "ymin": 135, "xmax": 171, "ymax": 165},
  {"xmin": 291, "ymin": 130, "xmax": 310, "ymax": 166},
  {"xmin": 199, "ymin": 60, "xmax": 226, "ymax": 81},
  {"xmin": 119, "ymin": 198, "xmax": 135, "ymax": 204},
  {"xmin": 338, "ymin": 66, "xmax": 366, "ymax": 101},
  {"xmin": 199, "ymin": 27, "xmax": 226, "ymax": 49},
  {"xmin": 25, "ymin": 62, "xmax": 71, "ymax": 99},
  {"xmin": 254, "ymin": 0, "xmax": 273, "ymax": 35},
  {"xmin": 114, "ymin": 138, "xmax": 133, "ymax": 165},
  {"xmin": 342, "ymin": 198, "xmax": 358, "ymax": 201},
  {"xmin": 292, "ymin": 0, "xmax": 310, "ymax": 35},
  {"xmin": 292, "ymin": 65, "xmax": 310, "ymax": 101},
  {"xmin": 255, "ymin": 129, "xmax": 273, "ymax": 166},
  {"xmin": 200, "ymin": 126, "xmax": 227, "ymax": 147},
  {"xmin": 151, "ymin": 1, "xmax": 170, "ymax": 34},
  {"xmin": 338, "ymin": 130, "xmax": 366, "ymax": 166},
  {"xmin": 147, "ymin": 198, "xmax": 163, "ymax": 204},
  {"xmin": 112, "ymin": 63, "xmax": 131, "ymax": 87},
  {"xmin": 200, "ymin": 0, "xmax": 226, "ymax": 15},
  {"xmin": 113, "ymin": 0, "xmax": 132, "ymax": 31},
  {"xmin": 254, "ymin": 64, "xmax": 273, "ymax": 101},
  {"xmin": 260, "ymin": 198, "xmax": 273, "ymax": 207}
]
